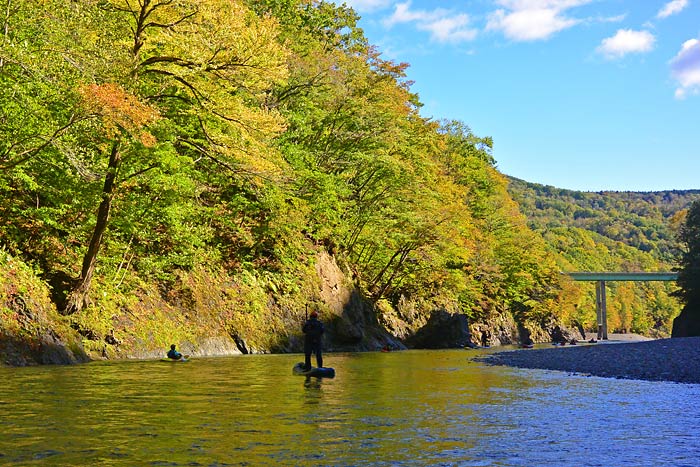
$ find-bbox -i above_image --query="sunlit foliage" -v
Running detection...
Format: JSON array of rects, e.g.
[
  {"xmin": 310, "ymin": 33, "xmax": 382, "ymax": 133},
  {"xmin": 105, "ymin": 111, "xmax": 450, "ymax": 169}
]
[{"xmin": 2, "ymin": 0, "xmax": 680, "ymax": 352}]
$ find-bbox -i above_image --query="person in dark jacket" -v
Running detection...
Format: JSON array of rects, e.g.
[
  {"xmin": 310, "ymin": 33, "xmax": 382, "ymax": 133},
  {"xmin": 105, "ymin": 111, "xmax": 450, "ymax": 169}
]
[
  {"xmin": 302, "ymin": 311, "xmax": 324, "ymax": 371},
  {"xmin": 167, "ymin": 344, "xmax": 183, "ymax": 360}
]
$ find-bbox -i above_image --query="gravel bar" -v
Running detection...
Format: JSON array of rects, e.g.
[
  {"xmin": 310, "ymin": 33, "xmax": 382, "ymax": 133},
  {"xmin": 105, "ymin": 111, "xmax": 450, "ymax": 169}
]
[{"xmin": 476, "ymin": 337, "xmax": 700, "ymax": 384}]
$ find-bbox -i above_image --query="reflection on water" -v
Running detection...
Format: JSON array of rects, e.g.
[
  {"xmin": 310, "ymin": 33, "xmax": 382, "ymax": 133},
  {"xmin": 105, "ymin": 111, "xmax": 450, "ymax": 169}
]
[{"xmin": 1, "ymin": 349, "xmax": 699, "ymax": 466}]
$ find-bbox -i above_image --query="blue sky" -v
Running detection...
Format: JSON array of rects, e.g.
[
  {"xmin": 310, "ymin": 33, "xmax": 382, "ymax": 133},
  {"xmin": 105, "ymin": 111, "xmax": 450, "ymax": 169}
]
[{"xmin": 336, "ymin": 0, "xmax": 700, "ymax": 192}]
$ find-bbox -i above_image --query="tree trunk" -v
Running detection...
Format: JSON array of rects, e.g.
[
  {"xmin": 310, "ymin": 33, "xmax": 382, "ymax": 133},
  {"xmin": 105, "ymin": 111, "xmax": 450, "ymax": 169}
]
[
  {"xmin": 63, "ymin": 141, "xmax": 121, "ymax": 315},
  {"xmin": 369, "ymin": 243, "xmax": 415, "ymax": 300}
]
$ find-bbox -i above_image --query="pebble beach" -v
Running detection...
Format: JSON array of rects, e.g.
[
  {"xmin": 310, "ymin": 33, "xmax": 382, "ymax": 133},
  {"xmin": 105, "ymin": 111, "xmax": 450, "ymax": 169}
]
[{"xmin": 477, "ymin": 336, "xmax": 700, "ymax": 384}]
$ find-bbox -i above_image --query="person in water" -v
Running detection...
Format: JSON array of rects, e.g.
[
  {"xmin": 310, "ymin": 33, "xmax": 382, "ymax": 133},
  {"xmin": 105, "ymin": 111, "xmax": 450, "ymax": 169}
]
[
  {"xmin": 302, "ymin": 311, "xmax": 324, "ymax": 371},
  {"xmin": 167, "ymin": 344, "xmax": 183, "ymax": 360}
]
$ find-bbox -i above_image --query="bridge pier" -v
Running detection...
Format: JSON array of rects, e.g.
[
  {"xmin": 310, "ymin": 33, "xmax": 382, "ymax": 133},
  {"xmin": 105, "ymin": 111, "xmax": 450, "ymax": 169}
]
[
  {"xmin": 596, "ymin": 280, "xmax": 608, "ymax": 340},
  {"xmin": 567, "ymin": 272, "xmax": 677, "ymax": 342}
]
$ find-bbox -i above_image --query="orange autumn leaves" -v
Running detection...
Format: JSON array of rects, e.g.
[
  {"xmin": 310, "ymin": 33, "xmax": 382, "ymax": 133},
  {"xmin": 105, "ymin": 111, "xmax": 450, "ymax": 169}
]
[{"xmin": 78, "ymin": 83, "xmax": 159, "ymax": 147}]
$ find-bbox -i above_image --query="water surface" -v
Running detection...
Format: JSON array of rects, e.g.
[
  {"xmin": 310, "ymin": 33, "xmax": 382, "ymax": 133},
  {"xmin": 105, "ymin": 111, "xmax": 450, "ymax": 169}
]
[{"xmin": 1, "ymin": 349, "xmax": 699, "ymax": 466}]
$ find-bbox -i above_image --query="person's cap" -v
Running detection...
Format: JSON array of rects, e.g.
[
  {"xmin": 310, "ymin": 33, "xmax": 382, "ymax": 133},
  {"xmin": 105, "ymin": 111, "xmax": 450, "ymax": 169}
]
[{"xmin": 310, "ymin": 311, "xmax": 318, "ymax": 318}]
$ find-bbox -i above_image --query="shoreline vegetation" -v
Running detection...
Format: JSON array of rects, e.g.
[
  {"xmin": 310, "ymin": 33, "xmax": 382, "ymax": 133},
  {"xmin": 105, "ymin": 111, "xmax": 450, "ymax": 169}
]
[
  {"xmin": 476, "ymin": 335, "xmax": 700, "ymax": 384},
  {"xmin": 2, "ymin": 1, "xmax": 696, "ymax": 365}
]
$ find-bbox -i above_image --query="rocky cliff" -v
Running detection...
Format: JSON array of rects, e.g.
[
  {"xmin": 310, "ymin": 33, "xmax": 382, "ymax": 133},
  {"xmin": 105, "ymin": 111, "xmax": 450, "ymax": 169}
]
[{"xmin": 1, "ymin": 250, "xmax": 573, "ymax": 366}]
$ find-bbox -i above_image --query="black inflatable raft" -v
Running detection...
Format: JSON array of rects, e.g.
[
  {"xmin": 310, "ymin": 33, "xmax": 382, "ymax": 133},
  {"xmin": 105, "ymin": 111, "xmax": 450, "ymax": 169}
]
[{"xmin": 293, "ymin": 362, "xmax": 335, "ymax": 378}]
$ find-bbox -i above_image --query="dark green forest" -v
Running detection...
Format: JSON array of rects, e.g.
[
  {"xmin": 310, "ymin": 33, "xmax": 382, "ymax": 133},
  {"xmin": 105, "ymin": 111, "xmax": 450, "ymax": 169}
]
[{"xmin": 0, "ymin": 0, "xmax": 694, "ymax": 363}]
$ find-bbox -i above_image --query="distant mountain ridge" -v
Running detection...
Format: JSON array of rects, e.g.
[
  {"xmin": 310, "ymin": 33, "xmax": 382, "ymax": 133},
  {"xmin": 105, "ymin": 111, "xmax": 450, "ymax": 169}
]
[{"xmin": 507, "ymin": 176, "xmax": 700, "ymax": 264}]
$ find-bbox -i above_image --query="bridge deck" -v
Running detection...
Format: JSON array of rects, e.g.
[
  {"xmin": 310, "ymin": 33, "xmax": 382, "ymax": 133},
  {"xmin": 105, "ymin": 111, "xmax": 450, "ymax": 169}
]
[{"xmin": 566, "ymin": 272, "xmax": 678, "ymax": 282}]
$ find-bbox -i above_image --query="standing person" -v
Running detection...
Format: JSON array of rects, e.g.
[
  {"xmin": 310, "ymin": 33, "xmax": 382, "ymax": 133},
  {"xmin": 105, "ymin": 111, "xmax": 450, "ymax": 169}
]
[{"xmin": 302, "ymin": 311, "xmax": 324, "ymax": 371}]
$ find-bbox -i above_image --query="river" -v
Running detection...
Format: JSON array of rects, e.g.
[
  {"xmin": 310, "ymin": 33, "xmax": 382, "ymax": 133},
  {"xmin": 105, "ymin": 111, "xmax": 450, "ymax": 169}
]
[{"xmin": 1, "ymin": 348, "xmax": 699, "ymax": 466}]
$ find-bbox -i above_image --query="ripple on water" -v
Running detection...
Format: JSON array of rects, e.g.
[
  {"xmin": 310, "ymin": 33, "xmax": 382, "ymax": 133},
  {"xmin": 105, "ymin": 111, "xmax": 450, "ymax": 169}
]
[{"xmin": 1, "ymin": 351, "xmax": 700, "ymax": 466}]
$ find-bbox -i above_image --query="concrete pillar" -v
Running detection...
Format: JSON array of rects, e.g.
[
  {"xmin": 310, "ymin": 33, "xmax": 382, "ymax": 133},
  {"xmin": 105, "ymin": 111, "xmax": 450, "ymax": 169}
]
[
  {"xmin": 596, "ymin": 281, "xmax": 603, "ymax": 340},
  {"xmin": 600, "ymin": 280, "xmax": 608, "ymax": 340}
]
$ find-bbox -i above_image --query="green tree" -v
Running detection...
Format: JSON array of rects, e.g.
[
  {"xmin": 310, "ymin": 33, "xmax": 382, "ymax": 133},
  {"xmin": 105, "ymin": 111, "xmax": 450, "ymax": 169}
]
[
  {"xmin": 1, "ymin": 0, "xmax": 290, "ymax": 313},
  {"xmin": 675, "ymin": 200, "xmax": 700, "ymax": 303},
  {"xmin": 672, "ymin": 200, "xmax": 700, "ymax": 336}
]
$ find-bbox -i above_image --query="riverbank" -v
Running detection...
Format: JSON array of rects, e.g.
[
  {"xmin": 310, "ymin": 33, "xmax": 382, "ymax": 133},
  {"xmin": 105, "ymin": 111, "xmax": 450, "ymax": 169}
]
[{"xmin": 476, "ymin": 336, "xmax": 700, "ymax": 384}]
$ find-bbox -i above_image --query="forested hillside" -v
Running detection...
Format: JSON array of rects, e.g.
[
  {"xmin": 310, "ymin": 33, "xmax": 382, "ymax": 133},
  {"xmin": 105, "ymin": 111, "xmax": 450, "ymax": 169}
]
[
  {"xmin": 508, "ymin": 178, "xmax": 700, "ymax": 336},
  {"xmin": 0, "ymin": 0, "xmax": 680, "ymax": 364},
  {"xmin": 508, "ymin": 178, "xmax": 700, "ymax": 261}
]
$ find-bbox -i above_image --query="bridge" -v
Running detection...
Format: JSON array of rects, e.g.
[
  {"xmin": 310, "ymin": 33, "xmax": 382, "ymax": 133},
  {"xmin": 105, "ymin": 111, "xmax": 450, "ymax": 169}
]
[{"xmin": 566, "ymin": 272, "xmax": 678, "ymax": 340}]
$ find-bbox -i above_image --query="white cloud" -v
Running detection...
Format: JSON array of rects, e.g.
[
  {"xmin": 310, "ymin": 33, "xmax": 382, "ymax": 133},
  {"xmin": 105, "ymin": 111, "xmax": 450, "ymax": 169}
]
[
  {"xmin": 671, "ymin": 38, "xmax": 700, "ymax": 99},
  {"xmin": 487, "ymin": 8, "xmax": 579, "ymax": 41},
  {"xmin": 383, "ymin": 2, "xmax": 477, "ymax": 43},
  {"xmin": 657, "ymin": 0, "xmax": 689, "ymax": 19},
  {"xmin": 486, "ymin": 0, "xmax": 593, "ymax": 41},
  {"xmin": 495, "ymin": 0, "xmax": 591, "ymax": 8},
  {"xmin": 383, "ymin": 2, "xmax": 438, "ymax": 26},
  {"xmin": 421, "ymin": 15, "xmax": 478, "ymax": 43},
  {"xmin": 596, "ymin": 29, "xmax": 655, "ymax": 59},
  {"xmin": 600, "ymin": 14, "xmax": 627, "ymax": 23}
]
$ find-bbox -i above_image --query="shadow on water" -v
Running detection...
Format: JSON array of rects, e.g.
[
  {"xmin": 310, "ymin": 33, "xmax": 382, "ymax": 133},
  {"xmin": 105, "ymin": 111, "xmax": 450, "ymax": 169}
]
[{"xmin": 1, "ymin": 349, "xmax": 700, "ymax": 466}]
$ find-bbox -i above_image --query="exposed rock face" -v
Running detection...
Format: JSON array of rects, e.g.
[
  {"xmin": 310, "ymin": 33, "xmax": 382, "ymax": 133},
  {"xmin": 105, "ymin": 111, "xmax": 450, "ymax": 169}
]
[
  {"xmin": 0, "ymin": 330, "xmax": 88, "ymax": 366},
  {"xmin": 377, "ymin": 296, "xmax": 421, "ymax": 341},
  {"xmin": 405, "ymin": 309, "xmax": 473, "ymax": 349},
  {"xmin": 469, "ymin": 311, "xmax": 518, "ymax": 347},
  {"xmin": 672, "ymin": 302, "xmax": 700, "ymax": 337},
  {"xmin": 316, "ymin": 252, "xmax": 352, "ymax": 316},
  {"xmin": 315, "ymin": 252, "xmax": 367, "ymax": 348},
  {"xmin": 326, "ymin": 290, "xmax": 369, "ymax": 345},
  {"xmin": 315, "ymin": 252, "xmax": 403, "ymax": 351},
  {"xmin": 549, "ymin": 324, "xmax": 580, "ymax": 344},
  {"xmin": 194, "ymin": 337, "xmax": 243, "ymax": 356},
  {"xmin": 0, "ymin": 249, "xmax": 581, "ymax": 365},
  {"xmin": 0, "ymin": 290, "xmax": 88, "ymax": 366},
  {"xmin": 466, "ymin": 309, "xmax": 580, "ymax": 347}
]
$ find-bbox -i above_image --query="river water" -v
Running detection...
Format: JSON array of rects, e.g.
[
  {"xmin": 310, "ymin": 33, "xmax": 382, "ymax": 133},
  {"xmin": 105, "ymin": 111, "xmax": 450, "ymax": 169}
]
[{"xmin": 1, "ymin": 348, "xmax": 699, "ymax": 466}]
